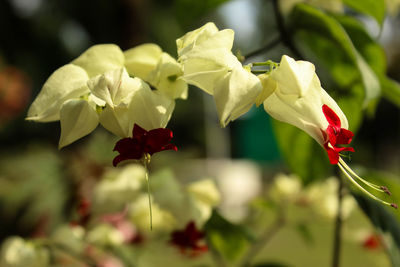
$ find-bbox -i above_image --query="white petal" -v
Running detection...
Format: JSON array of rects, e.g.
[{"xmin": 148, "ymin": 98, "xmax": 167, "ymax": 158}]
[
  {"xmin": 148, "ymin": 53, "xmax": 188, "ymax": 99},
  {"xmin": 99, "ymin": 80, "xmax": 175, "ymax": 137},
  {"xmin": 182, "ymin": 60, "xmax": 228, "ymax": 94},
  {"xmin": 26, "ymin": 64, "xmax": 89, "ymax": 122},
  {"xmin": 88, "ymin": 68, "xmax": 140, "ymax": 107},
  {"xmin": 59, "ymin": 99, "xmax": 99, "ymax": 148},
  {"xmin": 214, "ymin": 67, "xmax": 262, "ymax": 127},
  {"xmin": 72, "ymin": 44, "xmax": 124, "ymax": 78},
  {"xmin": 176, "ymin": 22, "xmax": 219, "ymax": 56},
  {"xmin": 186, "ymin": 179, "xmax": 220, "ymax": 206},
  {"xmin": 124, "ymin": 43, "xmax": 163, "ymax": 80},
  {"xmin": 271, "ymin": 55, "xmax": 316, "ymax": 96},
  {"xmin": 255, "ymin": 73, "xmax": 276, "ymax": 106},
  {"xmin": 99, "ymin": 105, "xmax": 131, "ymax": 137},
  {"xmin": 180, "ymin": 47, "xmax": 242, "ymax": 94},
  {"xmin": 127, "ymin": 81, "xmax": 175, "ymax": 131},
  {"xmin": 180, "ymin": 29, "xmax": 235, "ymax": 56},
  {"xmin": 263, "ymin": 75, "xmax": 329, "ymax": 145}
]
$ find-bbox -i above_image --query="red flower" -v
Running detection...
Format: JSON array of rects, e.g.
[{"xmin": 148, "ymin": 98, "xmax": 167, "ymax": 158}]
[
  {"xmin": 363, "ymin": 234, "xmax": 382, "ymax": 250},
  {"xmin": 113, "ymin": 124, "xmax": 177, "ymax": 167},
  {"xmin": 170, "ymin": 221, "xmax": 208, "ymax": 256},
  {"xmin": 322, "ymin": 104, "xmax": 355, "ymax": 164}
]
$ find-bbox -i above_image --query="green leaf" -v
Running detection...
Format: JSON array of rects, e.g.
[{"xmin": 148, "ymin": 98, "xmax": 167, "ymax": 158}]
[
  {"xmin": 289, "ymin": 4, "xmax": 381, "ymax": 106},
  {"xmin": 353, "ymin": 194, "xmax": 400, "ymax": 266},
  {"xmin": 271, "ymin": 119, "xmax": 332, "ymax": 184},
  {"xmin": 381, "ymin": 77, "xmax": 400, "ymax": 108},
  {"xmin": 335, "ymin": 15, "xmax": 386, "ymax": 76},
  {"xmin": 334, "ymin": 15, "xmax": 400, "ymax": 109},
  {"xmin": 343, "ymin": 0, "xmax": 385, "ymax": 26},
  {"xmin": 204, "ymin": 210, "xmax": 253, "ymax": 262}
]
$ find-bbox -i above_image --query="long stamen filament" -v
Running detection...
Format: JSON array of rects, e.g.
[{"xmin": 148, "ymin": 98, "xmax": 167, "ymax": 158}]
[
  {"xmin": 337, "ymin": 162, "xmax": 394, "ymax": 208},
  {"xmin": 338, "ymin": 158, "xmax": 386, "ymax": 193}
]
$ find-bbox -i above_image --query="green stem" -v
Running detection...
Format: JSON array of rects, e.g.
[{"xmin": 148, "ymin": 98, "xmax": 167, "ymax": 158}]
[
  {"xmin": 240, "ymin": 212, "xmax": 285, "ymax": 267},
  {"xmin": 251, "ymin": 70, "xmax": 268, "ymax": 74},
  {"xmin": 144, "ymin": 154, "xmax": 153, "ymax": 230},
  {"xmin": 332, "ymin": 173, "xmax": 343, "ymax": 267},
  {"xmin": 244, "ymin": 35, "xmax": 281, "ymax": 59}
]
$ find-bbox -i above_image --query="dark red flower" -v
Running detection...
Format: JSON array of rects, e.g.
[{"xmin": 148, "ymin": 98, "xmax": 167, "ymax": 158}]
[
  {"xmin": 113, "ymin": 124, "xmax": 177, "ymax": 167},
  {"xmin": 170, "ymin": 221, "xmax": 208, "ymax": 256},
  {"xmin": 322, "ymin": 104, "xmax": 355, "ymax": 164}
]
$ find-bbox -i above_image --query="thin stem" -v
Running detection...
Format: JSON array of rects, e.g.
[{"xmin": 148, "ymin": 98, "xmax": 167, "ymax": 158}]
[
  {"xmin": 144, "ymin": 155, "xmax": 153, "ymax": 230},
  {"xmin": 240, "ymin": 213, "xmax": 285, "ymax": 267},
  {"xmin": 244, "ymin": 35, "xmax": 281, "ymax": 60},
  {"xmin": 251, "ymin": 70, "xmax": 268, "ymax": 74},
  {"xmin": 271, "ymin": 0, "xmax": 303, "ymax": 59},
  {"xmin": 332, "ymin": 173, "xmax": 343, "ymax": 267}
]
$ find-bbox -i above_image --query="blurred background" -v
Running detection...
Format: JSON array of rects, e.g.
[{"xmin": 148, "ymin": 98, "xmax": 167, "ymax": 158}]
[{"xmin": 1, "ymin": 0, "xmax": 400, "ymax": 266}]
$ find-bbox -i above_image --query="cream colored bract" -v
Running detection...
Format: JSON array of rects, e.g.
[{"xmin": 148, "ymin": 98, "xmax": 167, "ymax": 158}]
[{"xmin": 262, "ymin": 55, "xmax": 348, "ymax": 145}]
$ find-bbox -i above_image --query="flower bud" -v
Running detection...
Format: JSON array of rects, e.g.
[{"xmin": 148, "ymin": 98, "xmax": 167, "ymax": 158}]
[{"xmin": 0, "ymin": 237, "xmax": 49, "ymax": 267}]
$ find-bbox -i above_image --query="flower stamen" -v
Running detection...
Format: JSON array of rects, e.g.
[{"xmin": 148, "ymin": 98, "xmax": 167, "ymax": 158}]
[
  {"xmin": 338, "ymin": 158, "xmax": 386, "ymax": 194},
  {"xmin": 337, "ymin": 158, "xmax": 396, "ymax": 209}
]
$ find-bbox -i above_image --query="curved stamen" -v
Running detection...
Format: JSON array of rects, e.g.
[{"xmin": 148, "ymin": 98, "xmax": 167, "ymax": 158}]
[
  {"xmin": 338, "ymin": 158, "xmax": 388, "ymax": 194},
  {"xmin": 337, "ymin": 162, "xmax": 396, "ymax": 208}
]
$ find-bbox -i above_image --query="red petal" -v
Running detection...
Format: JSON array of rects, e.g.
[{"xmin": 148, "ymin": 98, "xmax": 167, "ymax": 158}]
[
  {"xmin": 170, "ymin": 221, "xmax": 205, "ymax": 253},
  {"xmin": 336, "ymin": 128, "xmax": 354, "ymax": 145},
  {"xmin": 162, "ymin": 143, "xmax": 178, "ymax": 152},
  {"xmin": 112, "ymin": 138, "xmax": 143, "ymax": 166},
  {"xmin": 112, "ymin": 155, "xmax": 125, "ymax": 167},
  {"xmin": 326, "ymin": 126, "xmax": 338, "ymax": 146},
  {"xmin": 325, "ymin": 146, "xmax": 340, "ymax": 164},
  {"xmin": 144, "ymin": 128, "xmax": 175, "ymax": 155},
  {"xmin": 322, "ymin": 104, "xmax": 341, "ymax": 128},
  {"xmin": 132, "ymin": 124, "xmax": 147, "ymax": 138},
  {"xmin": 335, "ymin": 146, "xmax": 355, "ymax": 153},
  {"xmin": 363, "ymin": 235, "xmax": 381, "ymax": 250}
]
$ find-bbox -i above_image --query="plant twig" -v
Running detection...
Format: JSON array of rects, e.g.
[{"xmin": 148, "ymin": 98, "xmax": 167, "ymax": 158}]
[
  {"xmin": 271, "ymin": 0, "xmax": 303, "ymax": 59},
  {"xmin": 332, "ymin": 172, "xmax": 344, "ymax": 267},
  {"xmin": 244, "ymin": 35, "xmax": 281, "ymax": 60},
  {"xmin": 240, "ymin": 213, "xmax": 285, "ymax": 267}
]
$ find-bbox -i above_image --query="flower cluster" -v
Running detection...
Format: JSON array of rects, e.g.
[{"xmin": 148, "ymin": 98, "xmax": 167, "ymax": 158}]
[
  {"xmin": 27, "ymin": 22, "xmax": 396, "ymax": 209},
  {"xmin": 26, "ymin": 44, "xmax": 176, "ymax": 149}
]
